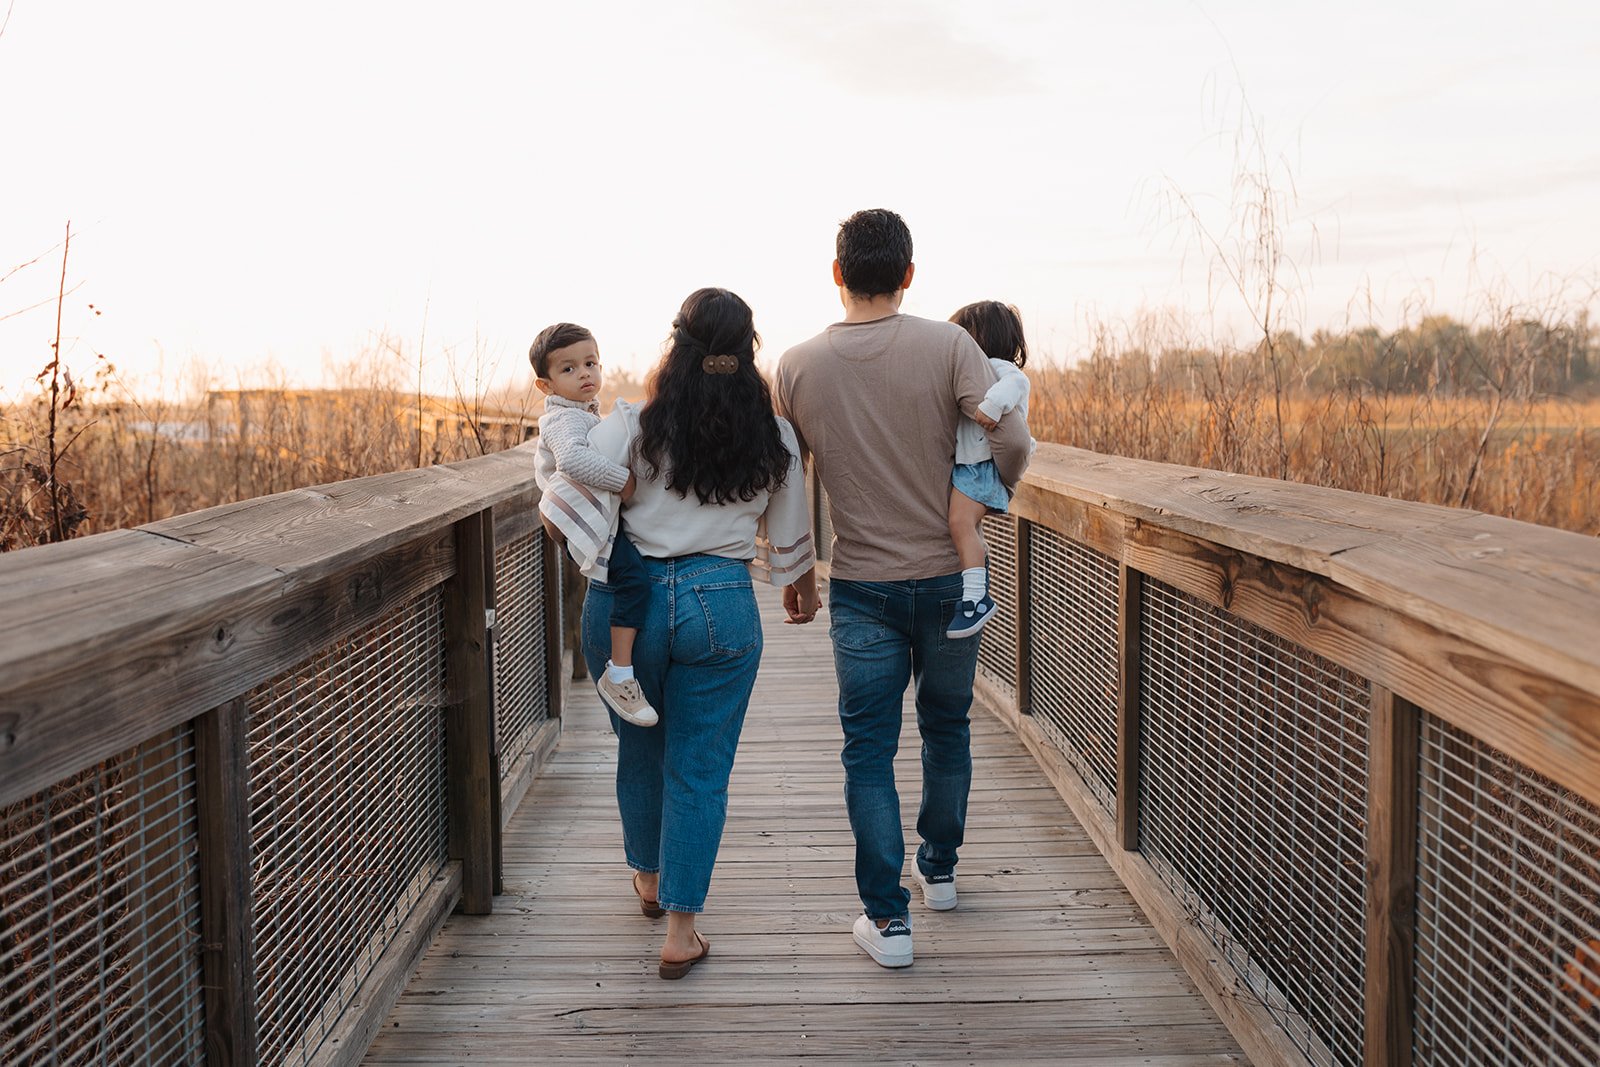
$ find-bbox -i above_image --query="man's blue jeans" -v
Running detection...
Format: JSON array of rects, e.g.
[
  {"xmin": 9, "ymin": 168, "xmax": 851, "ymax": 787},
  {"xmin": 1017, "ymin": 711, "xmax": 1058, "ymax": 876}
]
[
  {"xmin": 829, "ymin": 573, "xmax": 977, "ymax": 921},
  {"xmin": 582, "ymin": 554, "xmax": 762, "ymax": 913}
]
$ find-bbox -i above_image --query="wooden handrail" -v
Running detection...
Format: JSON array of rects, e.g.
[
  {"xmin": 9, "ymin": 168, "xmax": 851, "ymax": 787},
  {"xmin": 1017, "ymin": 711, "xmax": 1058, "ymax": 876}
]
[
  {"xmin": 1012, "ymin": 443, "xmax": 1600, "ymax": 807},
  {"xmin": 0, "ymin": 444, "xmax": 543, "ymax": 809}
]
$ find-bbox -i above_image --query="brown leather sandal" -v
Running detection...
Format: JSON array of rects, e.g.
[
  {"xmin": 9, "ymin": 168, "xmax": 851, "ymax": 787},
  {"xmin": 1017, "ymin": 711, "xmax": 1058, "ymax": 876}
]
[
  {"xmin": 658, "ymin": 932, "xmax": 710, "ymax": 979},
  {"xmin": 633, "ymin": 872, "xmax": 665, "ymax": 918}
]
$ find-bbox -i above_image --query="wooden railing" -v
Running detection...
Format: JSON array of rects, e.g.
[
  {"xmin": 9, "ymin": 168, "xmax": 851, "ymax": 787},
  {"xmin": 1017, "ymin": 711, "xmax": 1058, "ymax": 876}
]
[
  {"xmin": 0, "ymin": 442, "xmax": 562, "ymax": 1066},
  {"xmin": 6, "ymin": 435, "xmax": 1597, "ymax": 1066},
  {"xmin": 947, "ymin": 443, "xmax": 1600, "ymax": 1067}
]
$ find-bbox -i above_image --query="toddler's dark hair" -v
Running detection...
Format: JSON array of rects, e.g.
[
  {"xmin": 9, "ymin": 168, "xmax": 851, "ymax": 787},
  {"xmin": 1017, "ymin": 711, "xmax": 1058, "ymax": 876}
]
[
  {"xmin": 528, "ymin": 322, "xmax": 595, "ymax": 379},
  {"xmin": 950, "ymin": 301, "xmax": 1027, "ymax": 368}
]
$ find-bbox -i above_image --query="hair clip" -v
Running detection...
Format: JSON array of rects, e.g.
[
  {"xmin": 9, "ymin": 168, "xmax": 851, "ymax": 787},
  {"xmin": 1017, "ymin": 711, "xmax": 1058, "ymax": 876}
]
[{"xmin": 701, "ymin": 354, "xmax": 739, "ymax": 375}]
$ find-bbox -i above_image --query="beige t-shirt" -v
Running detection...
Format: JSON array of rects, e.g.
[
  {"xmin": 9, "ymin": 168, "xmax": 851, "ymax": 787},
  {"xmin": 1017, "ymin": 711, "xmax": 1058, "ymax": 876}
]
[{"xmin": 775, "ymin": 313, "xmax": 1032, "ymax": 581}]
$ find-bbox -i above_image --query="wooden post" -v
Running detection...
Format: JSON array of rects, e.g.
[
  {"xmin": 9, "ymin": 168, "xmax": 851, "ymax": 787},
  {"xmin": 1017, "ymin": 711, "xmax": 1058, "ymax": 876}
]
[
  {"xmin": 1115, "ymin": 564, "xmax": 1144, "ymax": 851},
  {"xmin": 542, "ymin": 528, "xmax": 565, "ymax": 720},
  {"xmin": 446, "ymin": 512, "xmax": 495, "ymax": 915},
  {"xmin": 1365, "ymin": 686, "xmax": 1419, "ymax": 1067},
  {"xmin": 481, "ymin": 511, "xmax": 503, "ymax": 897},
  {"xmin": 1013, "ymin": 518, "xmax": 1034, "ymax": 717},
  {"xmin": 195, "ymin": 697, "xmax": 256, "ymax": 1066}
]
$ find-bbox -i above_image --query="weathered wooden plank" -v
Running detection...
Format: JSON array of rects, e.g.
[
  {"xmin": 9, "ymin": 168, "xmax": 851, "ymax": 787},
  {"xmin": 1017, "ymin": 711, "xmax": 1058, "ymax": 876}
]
[
  {"xmin": 1115, "ymin": 564, "xmax": 1143, "ymax": 850},
  {"xmin": 1331, "ymin": 511, "xmax": 1600, "ymax": 705},
  {"xmin": 1022, "ymin": 443, "xmax": 1467, "ymax": 563},
  {"xmin": 1014, "ymin": 517, "xmax": 1035, "ymax": 716},
  {"xmin": 446, "ymin": 513, "xmax": 495, "ymax": 915},
  {"xmin": 481, "ymin": 509, "xmax": 504, "ymax": 898},
  {"xmin": 541, "ymin": 532, "xmax": 564, "ymax": 720},
  {"xmin": 1364, "ymin": 687, "xmax": 1418, "ymax": 1067},
  {"xmin": 491, "ymin": 489, "xmax": 542, "ymax": 550},
  {"xmin": 1022, "ymin": 444, "xmax": 1600, "ymax": 720},
  {"xmin": 194, "ymin": 697, "xmax": 256, "ymax": 1067},
  {"xmin": 147, "ymin": 445, "xmax": 540, "ymax": 580},
  {"xmin": 380, "ymin": 992, "xmax": 1216, "ymax": 1029},
  {"xmin": 0, "ymin": 529, "xmax": 282, "ymax": 694},
  {"xmin": 0, "ymin": 528, "xmax": 455, "ymax": 808}
]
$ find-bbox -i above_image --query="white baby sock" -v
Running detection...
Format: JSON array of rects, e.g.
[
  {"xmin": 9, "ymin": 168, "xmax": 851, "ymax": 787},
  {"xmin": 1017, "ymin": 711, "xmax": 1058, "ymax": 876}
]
[
  {"xmin": 606, "ymin": 660, "xmax": 635, "ymax": 683},
  {"xmin": 962, "ymin": 567, "xmax": 987, "ymax": 603}
]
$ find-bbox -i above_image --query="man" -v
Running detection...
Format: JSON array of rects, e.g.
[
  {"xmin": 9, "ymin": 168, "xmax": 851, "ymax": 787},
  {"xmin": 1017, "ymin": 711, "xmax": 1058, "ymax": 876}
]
[{"xmin": 775, "ymin": 209, "xmax": 1031, "ymax": 968}]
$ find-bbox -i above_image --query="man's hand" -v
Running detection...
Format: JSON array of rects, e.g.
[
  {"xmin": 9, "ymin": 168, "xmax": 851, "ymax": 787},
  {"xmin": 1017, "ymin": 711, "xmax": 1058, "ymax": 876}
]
[
  {"xmin": 782, "ymin": 580, "xmax": 821, "ymax": 624},
  {"xmin": 973, "ymin": 409, "xmax": 999, "ymax": 431},
  {"xmin": 621, "ymin": 472, "xmax": 637, "ymax": 503}
]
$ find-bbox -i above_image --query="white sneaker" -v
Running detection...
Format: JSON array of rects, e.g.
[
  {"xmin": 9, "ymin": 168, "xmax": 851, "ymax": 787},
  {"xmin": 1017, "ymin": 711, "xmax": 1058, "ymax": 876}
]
[
  {"xmin": 852, "ymin": 914, "xmax": 914, "ymax": 968},
  {"xmin": 596, "ymin": 674, "xmax": 659, "ymax": 727},
  {"xmin": 915, "ymin": 869, "xmax": 957, "ymax": 911}
]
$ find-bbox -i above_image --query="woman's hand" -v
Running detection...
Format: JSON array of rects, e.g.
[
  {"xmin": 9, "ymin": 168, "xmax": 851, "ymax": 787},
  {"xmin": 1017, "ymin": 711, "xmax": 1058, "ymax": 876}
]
[
  {"xmin": 621, "ymin": 471, "xmax": 637, "ymax": 503},
  {"xmin": 541, "ymin": 513, "xmax": 566, "ymax": 545},
  {"xmin": 783, "ymin": 571, "xmax": 821, "ymax": 624},
  {"xmin": 973, "ymin": 409, "xmax": 999, "ymax": 431}
]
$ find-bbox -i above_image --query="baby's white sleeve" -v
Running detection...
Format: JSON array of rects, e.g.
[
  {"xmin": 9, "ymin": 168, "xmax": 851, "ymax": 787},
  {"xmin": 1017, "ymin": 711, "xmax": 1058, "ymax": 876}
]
[{"xmin": 976, "ymin": 363, "xmax": 1030, "ymax": 423}]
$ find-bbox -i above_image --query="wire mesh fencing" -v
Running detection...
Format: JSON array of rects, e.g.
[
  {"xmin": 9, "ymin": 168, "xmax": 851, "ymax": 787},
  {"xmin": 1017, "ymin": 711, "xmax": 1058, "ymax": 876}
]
[
  {"xmin": 494, "ymin": 529, "xmax": 550, "ymax": 772},
  {"xmin": 1414, "ymin": 713, "xmax": 1600, "ymax": 1065},
  {"xmin": 1137, "ymin": 578, "xmax": 1370, "ymax": 1067},
  {"xmin": 0, "ymin": 730, "xmax": 205, "ymax": 1066},
  {"xmin": 1025, "ymin": 525, "xmax": 1120, "ymax": 814},
  {"xmin": 976, "ymin": 514, "xmax": 1019, "ymax": 698},
  {"xmin": 246, "ymin": 589, "xmax": 451, "ymax": 1067}
]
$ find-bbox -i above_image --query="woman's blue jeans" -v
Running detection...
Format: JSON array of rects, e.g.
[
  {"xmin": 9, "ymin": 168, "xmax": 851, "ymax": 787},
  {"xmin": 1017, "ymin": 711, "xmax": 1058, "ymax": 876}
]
[
  {"xmin": 582, "ymin": 554, "xmax": 762, "ymax": 913},
  {"xmin": 829, "ymin": 574, "xmax": 977, "ymax": 921}
]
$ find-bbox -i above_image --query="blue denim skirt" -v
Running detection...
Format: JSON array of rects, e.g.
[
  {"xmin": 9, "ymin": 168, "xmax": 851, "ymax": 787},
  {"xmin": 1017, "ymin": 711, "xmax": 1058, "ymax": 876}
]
[{"xmin": 951, "ymin": 459, "xmax": 1010, "ymax": 511}]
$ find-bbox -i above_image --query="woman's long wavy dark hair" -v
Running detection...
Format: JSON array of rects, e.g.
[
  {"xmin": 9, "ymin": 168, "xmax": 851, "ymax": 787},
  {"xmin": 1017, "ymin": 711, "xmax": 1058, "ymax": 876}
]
[{"xmin": 636, "ymin": 288, "xmax": 790, "ymax": 505}]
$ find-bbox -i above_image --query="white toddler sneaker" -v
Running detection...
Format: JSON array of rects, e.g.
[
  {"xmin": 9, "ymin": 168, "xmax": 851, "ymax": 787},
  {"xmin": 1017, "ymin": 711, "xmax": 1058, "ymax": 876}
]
[{"xmin": 596, "ymin": 674, "xmax": 658, "ymax": 727}]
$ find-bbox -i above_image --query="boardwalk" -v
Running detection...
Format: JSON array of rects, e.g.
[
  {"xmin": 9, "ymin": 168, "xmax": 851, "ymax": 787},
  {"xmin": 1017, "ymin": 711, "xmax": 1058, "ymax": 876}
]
[{"xmin": 364, "ymin": 584, "xmax": 1244, "ymax": 1065}]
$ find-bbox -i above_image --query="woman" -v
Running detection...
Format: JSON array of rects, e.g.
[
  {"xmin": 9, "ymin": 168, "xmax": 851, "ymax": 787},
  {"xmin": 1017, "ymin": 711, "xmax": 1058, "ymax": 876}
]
[{"xmin": 582, "ymin": 287, "xmax": 819, "ymax": 978}]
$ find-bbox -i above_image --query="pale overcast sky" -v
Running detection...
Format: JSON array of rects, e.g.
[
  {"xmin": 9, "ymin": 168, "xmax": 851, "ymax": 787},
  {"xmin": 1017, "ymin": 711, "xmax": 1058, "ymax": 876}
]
[{"xmin": 2, "ymin": 0, "xmax": 1597, "ymax": 398}]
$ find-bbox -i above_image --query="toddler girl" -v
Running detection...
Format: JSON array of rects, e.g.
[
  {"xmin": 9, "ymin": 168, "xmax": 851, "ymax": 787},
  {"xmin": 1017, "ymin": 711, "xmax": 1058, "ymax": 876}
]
[{"xmin": 946, "ymin": 301, "xmax": 1034, "ymax": 638}]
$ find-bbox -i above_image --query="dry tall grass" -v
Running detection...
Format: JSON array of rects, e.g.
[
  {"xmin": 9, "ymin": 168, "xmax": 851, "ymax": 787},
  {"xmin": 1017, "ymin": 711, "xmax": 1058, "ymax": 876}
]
[
  {"xmin": 1029, "ymin": 313, "xmax": 1599, "ymax": 536},
  {"xmin": 0, "ymin": 343, "xmax": 650, "ymax": 551}
]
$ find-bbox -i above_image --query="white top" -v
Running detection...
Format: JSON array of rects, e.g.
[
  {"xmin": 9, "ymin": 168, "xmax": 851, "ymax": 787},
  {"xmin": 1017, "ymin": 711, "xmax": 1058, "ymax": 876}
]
[
  {"xmin": 587, "ymin": 401, "xmax": 816, "ymax": 587},
  {"xmin": 954, "ymin": 358, "xmax": 1034, "ymax": 465}
]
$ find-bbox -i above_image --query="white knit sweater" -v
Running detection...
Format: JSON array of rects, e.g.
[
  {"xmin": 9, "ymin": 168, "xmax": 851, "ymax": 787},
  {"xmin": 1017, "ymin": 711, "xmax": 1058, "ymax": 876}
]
[{"xmin": 954, "ymin": 359, "xmax": 1034, "ymax": 466}]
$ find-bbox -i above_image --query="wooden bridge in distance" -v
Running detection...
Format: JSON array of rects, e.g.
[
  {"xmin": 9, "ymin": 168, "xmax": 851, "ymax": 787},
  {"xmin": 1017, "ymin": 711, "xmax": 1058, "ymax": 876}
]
[{"xmin": 2, "ymin": 440, "xmax": 1598, "ymax": 1066}]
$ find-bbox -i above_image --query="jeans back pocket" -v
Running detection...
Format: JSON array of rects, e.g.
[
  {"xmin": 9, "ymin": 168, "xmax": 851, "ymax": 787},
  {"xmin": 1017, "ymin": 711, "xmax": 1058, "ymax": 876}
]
[{"xmin": 691, "ymin": 580, "xmax": 760, "ymax": 658}]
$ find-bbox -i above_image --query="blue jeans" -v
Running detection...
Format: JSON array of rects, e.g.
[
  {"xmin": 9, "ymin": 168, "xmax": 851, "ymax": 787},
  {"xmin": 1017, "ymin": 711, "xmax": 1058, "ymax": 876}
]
[
  {"xmin": 582, "ymin": 554, "xmax": 762, "ymax": 913},
  {"xmin": 829, "ymin": 574, "xmax": 977, "ymax": 921}
]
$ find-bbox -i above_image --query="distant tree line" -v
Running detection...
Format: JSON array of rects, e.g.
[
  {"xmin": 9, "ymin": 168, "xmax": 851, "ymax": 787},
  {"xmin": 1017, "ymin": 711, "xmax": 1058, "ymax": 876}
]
[{"xmin": 1077, "ymin": 311, "xmax": 1597, "ymax": 398}]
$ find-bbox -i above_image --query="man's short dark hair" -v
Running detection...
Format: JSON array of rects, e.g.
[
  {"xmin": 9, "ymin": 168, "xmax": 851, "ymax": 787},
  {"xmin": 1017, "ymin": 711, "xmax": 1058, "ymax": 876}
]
[
  {"xmin": 836, "ymin": 209, "xmax": 913, "ymax": 298},
  {"xmin": 528, "ymin": 322, "xmax": 594, "ymax": 378}
]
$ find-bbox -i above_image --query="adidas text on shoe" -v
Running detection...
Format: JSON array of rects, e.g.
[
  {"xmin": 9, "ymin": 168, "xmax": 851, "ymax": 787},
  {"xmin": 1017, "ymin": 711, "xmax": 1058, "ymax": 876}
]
[
  {"xmin": 915, "ymin": 869, "xmax": 957, "ymax": 911},
  {"xmin": 945, "ymin": 593, "xmax": 996, "ymax": 639},
  {"xmin": 852, "ymin": 914, "xmax": 914, "ymax": 968},
  {"xmin": 596, "ymin": 675, "xmax": 659, "ymax": 727}
]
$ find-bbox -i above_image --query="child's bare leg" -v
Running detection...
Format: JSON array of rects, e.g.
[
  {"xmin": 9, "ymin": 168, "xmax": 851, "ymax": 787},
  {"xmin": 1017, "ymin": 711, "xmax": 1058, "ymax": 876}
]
[
  {"xmin": 949, "ymin": 488, "xmax": 990, "ymax": 570},
  {"xmin": 610, "ymin": 625, "xmax": 637, "ymax": 669}
]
